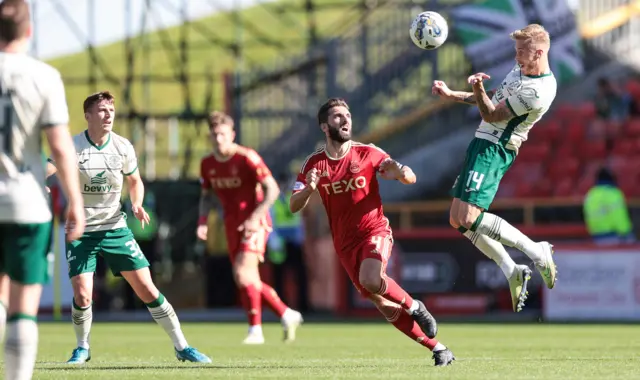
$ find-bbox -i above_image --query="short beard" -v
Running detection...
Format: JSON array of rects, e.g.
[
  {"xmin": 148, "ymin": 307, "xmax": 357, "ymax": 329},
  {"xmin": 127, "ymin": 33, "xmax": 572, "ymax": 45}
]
[{"xmin": 328, "ymin": 126, "xmax": 350, "ymax": 143}]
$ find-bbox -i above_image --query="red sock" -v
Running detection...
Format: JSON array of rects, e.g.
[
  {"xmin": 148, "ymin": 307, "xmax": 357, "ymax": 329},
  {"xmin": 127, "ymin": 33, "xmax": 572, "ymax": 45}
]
[
  {"xmin": 378, "ymin": 276, "xmax": 414, "ymax": 310},
  {"xmin": 260, "ymin": 283, "xmax": 288, "ymax": 317},
  {"xmin": 239, "ymin": 284, "xmax": 262, "ymax": 326},
  {"xmin": 388, "ymin": 308, "xmax": 438, "ymax": 350}
]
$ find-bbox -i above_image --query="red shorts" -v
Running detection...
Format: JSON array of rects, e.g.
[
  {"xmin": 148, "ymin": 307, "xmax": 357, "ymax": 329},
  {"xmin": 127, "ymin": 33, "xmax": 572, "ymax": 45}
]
[
  {"xmin": 225, "ymin": 227, "xmax": 270, "ymax": 263},
  {"xmin": 338, "ymin": 233, "xmax": 394, "ymax": 298}
]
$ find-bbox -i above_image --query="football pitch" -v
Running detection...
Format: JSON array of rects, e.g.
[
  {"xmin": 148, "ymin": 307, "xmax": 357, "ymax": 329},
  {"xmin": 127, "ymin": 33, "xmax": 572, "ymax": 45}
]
[{"xmin": 16, "ymin": 322, "xmax": 640, "ymax": 379}]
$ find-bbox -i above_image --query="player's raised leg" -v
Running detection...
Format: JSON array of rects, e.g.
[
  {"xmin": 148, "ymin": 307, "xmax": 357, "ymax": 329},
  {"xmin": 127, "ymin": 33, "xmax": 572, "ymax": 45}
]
[
  {"xmin": 357, "ymin": 237, "xmax": 437, "ymax": 339},
  {"xmin": 368, "ymin": 294, "xmax": 454, "ymax": 366},
  {"xmin": 450, "ymin": 198, "xmax": 532, "ymax": 311},
  {"xmin": 121, "ymin": 267, "xmax": 211, "ymax": 363},
  {"xmin": 465, "ymin": 208, "xmax": 556, "ymax": 290}
]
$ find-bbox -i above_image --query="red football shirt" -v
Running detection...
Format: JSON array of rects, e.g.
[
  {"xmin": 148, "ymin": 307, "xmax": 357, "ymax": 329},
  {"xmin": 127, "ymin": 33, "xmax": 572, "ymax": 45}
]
[
  {"xmin": 200, "ymin": 145, "xmax": 273, "ymax": 229},
  {"xmin": 293, "ymin": 142, "xmax": 392, "ymax": 254}
]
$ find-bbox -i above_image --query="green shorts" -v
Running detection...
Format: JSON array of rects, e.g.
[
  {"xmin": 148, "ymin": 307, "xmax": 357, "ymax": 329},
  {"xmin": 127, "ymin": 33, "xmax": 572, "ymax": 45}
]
[
  {"xmin": 450, "ymin": 137, "xmax": 517, "ymax": 210},
  {"xmin": 0, "ymin": 222, "xmax": 52, "ymax": 285},
  {"xmin": 66, "ymin": 227, "xmax": 150, "ymax": 278}
]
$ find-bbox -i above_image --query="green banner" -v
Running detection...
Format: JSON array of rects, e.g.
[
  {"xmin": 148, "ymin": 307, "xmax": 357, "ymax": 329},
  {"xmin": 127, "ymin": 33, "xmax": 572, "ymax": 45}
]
[{"xmin": 451, "ymin": 0, "xmax": 584, "ymax": 89}]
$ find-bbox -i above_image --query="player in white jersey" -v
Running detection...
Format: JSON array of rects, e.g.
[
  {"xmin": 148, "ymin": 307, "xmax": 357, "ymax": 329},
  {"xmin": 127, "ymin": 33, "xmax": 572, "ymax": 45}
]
[
  {"xmin": 0, "ymin": 1, "xmax": 85, "ymax": 379},
  {"xmin": 432, "ymin": 24, "xmax": 558, "ymax": 312},
  {"xmin": 47, "ymin": 91, "xmax": 211, "ymax": 364}
]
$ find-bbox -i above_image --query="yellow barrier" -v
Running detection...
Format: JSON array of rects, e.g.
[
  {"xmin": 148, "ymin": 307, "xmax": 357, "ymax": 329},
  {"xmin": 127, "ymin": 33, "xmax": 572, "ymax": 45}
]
[{"xmin": 581, "ymin": 1, "xmax": 640, "ymax": 39}]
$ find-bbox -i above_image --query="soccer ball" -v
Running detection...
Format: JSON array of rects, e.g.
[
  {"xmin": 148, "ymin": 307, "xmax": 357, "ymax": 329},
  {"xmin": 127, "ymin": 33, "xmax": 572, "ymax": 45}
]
[{"xmin": 410, "ymin": 11, "xmax": 449, "ymax": 50}]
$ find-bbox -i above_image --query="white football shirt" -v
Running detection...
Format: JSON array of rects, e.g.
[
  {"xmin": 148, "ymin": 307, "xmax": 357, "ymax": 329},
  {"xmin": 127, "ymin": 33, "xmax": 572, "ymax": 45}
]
[
  {"xmin": 0, "ymin": 52, "xmax": 70, "ymax": 223},
  {"xmin": 50, "ymin": 131, "xmax": 138, "ymax": 232},
  {"xmin": 475, "ymin": 64, "xmax": 557, "ymax": 152}
]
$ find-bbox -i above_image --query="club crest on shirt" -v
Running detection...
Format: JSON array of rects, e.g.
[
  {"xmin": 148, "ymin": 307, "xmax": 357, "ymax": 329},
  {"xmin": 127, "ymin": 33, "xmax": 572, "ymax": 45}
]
[
  {"xmin": 107, "ymin": 155, "xmax": 123, "ymax": 170},
  {"xmin": 349, "ymin": 160, "xmax": 361, "ymax": 174}
]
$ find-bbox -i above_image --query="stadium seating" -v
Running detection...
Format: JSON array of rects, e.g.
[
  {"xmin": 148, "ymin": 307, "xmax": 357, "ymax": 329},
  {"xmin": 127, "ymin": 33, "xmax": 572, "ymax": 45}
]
[{"xmin": 498, "ymin": 79, "xmax": 640, "ymax": 199}]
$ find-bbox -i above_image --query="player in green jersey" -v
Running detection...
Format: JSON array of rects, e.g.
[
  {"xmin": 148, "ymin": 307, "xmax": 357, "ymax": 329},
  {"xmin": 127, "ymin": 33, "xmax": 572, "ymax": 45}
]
[
  {"xmin": 432, "ymin": 24, "xmax": 558, "ymax": 312},
  {"xmin": 47, "ymin": 91, "xmax": 211, "ymax": 365},
  {"xmin": 0, "ymin": 1, "xmax": 86, "ymax": 379}
]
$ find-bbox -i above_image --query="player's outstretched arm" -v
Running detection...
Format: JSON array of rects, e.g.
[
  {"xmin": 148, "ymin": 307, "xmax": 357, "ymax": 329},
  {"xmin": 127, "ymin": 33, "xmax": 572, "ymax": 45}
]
[
  {"xmin": 432, "ymin": 79, "xmax": 494, "ymax": 105},
  {"xmin": 44, "ymin": 125, "xmax": 85, "ymax": 240},
  {"xmin": 379, "ymin": 159, "xmax": 416, "ymax": 185},
  {"xmin": 290, "ymin": 168, "xmax": 319, "ymax": 213}
]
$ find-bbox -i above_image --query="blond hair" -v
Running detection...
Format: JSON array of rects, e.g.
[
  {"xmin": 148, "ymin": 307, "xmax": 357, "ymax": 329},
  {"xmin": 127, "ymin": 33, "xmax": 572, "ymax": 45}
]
[{"xmin": 510, "ymin": 24, "xmax": 550, "ymax": 47}]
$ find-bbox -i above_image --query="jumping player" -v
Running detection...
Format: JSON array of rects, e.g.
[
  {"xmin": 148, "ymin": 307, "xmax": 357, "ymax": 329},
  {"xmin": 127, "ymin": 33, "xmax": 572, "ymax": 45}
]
[
  {"xmin": 289, "ymin": 98, "xmax": 455, "ymax": 366},
  {"xmin": 0, "ymin": 1, "xmax": 85, "ymax": 378},
  {"xmin": 198, "ymin": 111, "xmax": 303, "ymax": 345},
  {"xmin": 432, "ymin": 24, "xmax": 558, "ymax": 312},
  {"xmin": 47, "ymin": 91, "xmax": 211, "ymax": 364}
]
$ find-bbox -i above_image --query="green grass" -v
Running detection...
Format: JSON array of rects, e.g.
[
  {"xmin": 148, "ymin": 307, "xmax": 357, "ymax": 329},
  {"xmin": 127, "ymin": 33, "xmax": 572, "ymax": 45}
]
[{"xmin": 17, "ymin": 322, "xmax": 640, "ymax": 379}]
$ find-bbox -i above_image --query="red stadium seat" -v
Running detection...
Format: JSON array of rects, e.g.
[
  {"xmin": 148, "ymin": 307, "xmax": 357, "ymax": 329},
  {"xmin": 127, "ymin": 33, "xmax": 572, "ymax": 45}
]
[
  {"xmin": 536, "ymin": 178, "xmax": 554, "ymax": 197},
  {"xmin": 613, "ymin": 138, "xmax": 634, "ymax": 157},
  {"xmin": 553, "ymin": 177, "xmax": 574, "ymax": 197},
  {"xmin": 518, "ymin": 143, "xmax": 550, "ymax": 163},
  {"xmin": 514, "ymin": 182, "xmax": 534, "ymax": 198},
  {"xmin": 625, "ymin": 118, "xmax": 640, "ymax": 137},
  {"xmin": 553, "ymin": 104, "xmax": 576, "ymax": 121},
  {"xmin": 583, "ymin": 160, "xmax": 605, "ymax": 179},
  {"xmin": 547, "ymin": 158, "xmax": 581, "ymax": 182},
  {"xmin": 576, "ymin": 102, "xmax": 596, "ymax": 119},
  {"xmin": 579, "ymin": 140, "xmax": 607, "ymax": 160},
  {"xmin": 566, "ymin": 121, "xmax": 586, "ymax": 142},
  {"xmin": 529, "ymin": 120, "xmax": 560, "ymax": 144},
  {"xmin": 576, "ymin": 176, "xmax": 595, "ymax": 196},
  {"xmin": 554, "ymin": 143, "xmax": 575, "ymax": 159},
  {"xmin": 625, "ymin": 80, "xmax": 640, "ymax": 100}
]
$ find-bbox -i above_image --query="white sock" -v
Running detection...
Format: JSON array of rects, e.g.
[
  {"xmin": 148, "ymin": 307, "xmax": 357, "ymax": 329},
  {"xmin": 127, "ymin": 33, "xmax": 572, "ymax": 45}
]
[
  {"xmin": 474, "ymin": 212, "xmax": 544, "ymax": 263},
  {"xmin": 405, "ymin": 299, "xmax": 419, "ymax": 314},
  {"xmin": 0, "ymin": 301, "xmax": 6, "ymax": 342},
  {"xmin": 248, "ymin": 325, "xmax": 263, "ymax": 335},
  {"xmin": 146, "ymin": 294, "xmax": 188, "ymax": 351},
  {"xmin": 433, "ymin": 342, "xmax": 446, "ymax": 352},
  {"xmin": 5, "ymin": 317, "xmax": 38, "ymax": 380},
  {"xmin": 464, "ymin": 230, "xmax": 516, "ymax": 278},
  {"xmin": 71, "ymin": 301, "xmax": 92, "ymax": 349}
]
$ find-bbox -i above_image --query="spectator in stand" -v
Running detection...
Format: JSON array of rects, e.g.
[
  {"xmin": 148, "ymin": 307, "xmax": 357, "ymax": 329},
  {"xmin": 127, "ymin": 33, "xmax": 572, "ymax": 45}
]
[
  {"xmin": 583, "ymin": 168, "xmax": 635, "ymax": 245},
  {"xmin": 594, "ymin": 77, "xmax": 630, "ymax": 122},
  {"xmin": 592, "ymin": 77, "xmax": 631, "ymax": 149}
]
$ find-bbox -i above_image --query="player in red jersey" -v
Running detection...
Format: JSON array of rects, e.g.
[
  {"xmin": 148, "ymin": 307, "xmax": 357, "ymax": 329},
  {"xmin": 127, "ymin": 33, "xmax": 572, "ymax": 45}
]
[
  {"xmin": 290, "ymin": 98, "xmax": 455, "ymax": 366},
  {"xmin": 197, "ymin": 111, "xmax": 303, "ymax": 345}
]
